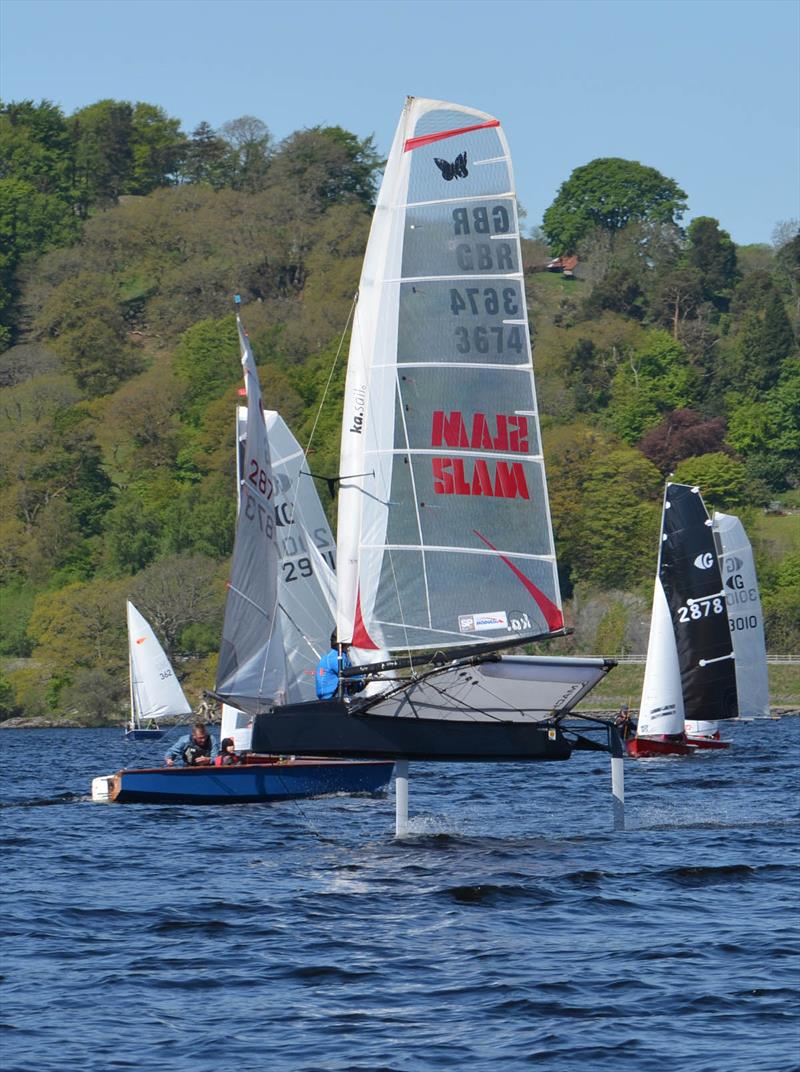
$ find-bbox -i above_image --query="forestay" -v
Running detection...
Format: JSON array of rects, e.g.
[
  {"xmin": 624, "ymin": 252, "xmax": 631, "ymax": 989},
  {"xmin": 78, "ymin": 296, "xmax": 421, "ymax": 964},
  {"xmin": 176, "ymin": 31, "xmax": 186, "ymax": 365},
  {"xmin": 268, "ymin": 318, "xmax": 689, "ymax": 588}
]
[
  {"xmin": 713, "ymin": 511, "xmax": 769, "ymax": 718},
  {"xmin": 338, "ymin": 97, "xmax": 563, "ymax": 657},
  {"xmin": 215, "ymin": 315, "xmax": 287, "ymax": 707},
  {"xmin": 127, "ymin": 601, "xmax": 191, "ymax": 722}
]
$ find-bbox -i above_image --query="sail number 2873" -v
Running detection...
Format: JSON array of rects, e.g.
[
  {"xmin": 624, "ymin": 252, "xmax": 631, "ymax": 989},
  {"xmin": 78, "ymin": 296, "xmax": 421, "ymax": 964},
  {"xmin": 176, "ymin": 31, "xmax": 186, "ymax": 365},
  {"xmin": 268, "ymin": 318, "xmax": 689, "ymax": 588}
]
[{"xmin": 677, "ymin": 597, "xmax": 725, "ymax": 622}]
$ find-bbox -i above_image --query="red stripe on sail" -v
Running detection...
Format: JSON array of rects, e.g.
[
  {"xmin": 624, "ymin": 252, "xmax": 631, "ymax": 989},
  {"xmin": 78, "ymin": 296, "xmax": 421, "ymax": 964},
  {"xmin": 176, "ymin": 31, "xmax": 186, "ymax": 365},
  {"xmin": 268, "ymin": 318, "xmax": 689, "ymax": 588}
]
[
  {"xmin": 404, "ymin": 119, "xmax": 500, "ymax": 152},
  {"xmin": 473, "ymin": 531, "xmax": 564, "ymax": 631},
  {"xmin": 351, "ymin": 588, "xmax": 380, "ymax": 650}
]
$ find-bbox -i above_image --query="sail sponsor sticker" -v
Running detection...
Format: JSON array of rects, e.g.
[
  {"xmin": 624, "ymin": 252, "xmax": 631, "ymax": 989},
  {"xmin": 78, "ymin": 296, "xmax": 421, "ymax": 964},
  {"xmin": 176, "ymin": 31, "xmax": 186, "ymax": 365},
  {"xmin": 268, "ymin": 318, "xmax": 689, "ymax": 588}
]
[
  {"xmin": 458, "ymin": 611, "xmax": 508, "ymax": 633},
  {"xmin": 693, "ymin": 552, "xmax": 714, "ymax": 569}
]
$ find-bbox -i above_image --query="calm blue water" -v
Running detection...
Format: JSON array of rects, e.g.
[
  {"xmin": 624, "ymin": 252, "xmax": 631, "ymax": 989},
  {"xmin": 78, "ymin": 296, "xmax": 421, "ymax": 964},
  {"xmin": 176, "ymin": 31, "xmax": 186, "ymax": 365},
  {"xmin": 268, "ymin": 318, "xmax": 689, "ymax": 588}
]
[{"xmin": 1, "ymin": 719, "xmax": 798, "ymax": 1072}]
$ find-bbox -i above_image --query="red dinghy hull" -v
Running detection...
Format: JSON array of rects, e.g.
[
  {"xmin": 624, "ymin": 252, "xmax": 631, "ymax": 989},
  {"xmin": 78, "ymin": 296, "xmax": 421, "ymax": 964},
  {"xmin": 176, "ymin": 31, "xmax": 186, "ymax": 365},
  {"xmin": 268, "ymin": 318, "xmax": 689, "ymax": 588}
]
[
  {"xmin": 686, "ymin": 735, "xmax": 730, "ymax": 750},
  {"xmin": 626, "ymin": 736, "xmax": 697, "ymax": 758}
]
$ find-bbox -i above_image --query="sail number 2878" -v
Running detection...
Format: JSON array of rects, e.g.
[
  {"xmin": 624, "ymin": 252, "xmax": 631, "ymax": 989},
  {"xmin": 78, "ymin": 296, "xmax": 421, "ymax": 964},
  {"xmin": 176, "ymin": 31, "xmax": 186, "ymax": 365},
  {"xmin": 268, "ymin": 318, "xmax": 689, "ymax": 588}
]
[{"xmin": 677, "ymin": 597, "xmax": 725, "ymax": 622}]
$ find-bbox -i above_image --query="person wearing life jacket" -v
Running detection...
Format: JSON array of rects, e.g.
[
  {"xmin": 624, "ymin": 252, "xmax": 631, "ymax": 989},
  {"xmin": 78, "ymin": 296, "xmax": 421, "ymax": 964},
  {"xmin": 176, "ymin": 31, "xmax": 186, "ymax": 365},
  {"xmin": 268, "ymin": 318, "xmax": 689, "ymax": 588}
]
[
  {"xmin": 315, "ymin": 632, "xmax": 365, "ymax": 700},
  {"xmin": 214, "ymin": 737, "xmax": 243, "ymax": 766},
  {"xmin": 165, "ymin": 723, "xmax": 218, "ymax": 766}
]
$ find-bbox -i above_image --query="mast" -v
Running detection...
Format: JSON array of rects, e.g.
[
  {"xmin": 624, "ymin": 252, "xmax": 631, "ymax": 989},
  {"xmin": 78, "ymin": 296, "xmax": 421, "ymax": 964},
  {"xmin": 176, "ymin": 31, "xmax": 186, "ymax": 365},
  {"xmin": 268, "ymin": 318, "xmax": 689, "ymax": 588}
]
[{"xmin": 127, "ymin": 602, "xmax": 137, "ymax": 731}]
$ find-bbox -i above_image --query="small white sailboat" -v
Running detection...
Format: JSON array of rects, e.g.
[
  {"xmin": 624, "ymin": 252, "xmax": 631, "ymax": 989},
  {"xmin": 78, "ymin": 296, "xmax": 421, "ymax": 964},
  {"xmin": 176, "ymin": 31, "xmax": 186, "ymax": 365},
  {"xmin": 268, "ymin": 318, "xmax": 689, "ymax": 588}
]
[
  {"xmin": 216, "ymin": 98, "xmax": 617, "ymax": 778},
  {"xmin": 124, "ymin": 601, "xmax": 192, "ymax": 741},
  {"xmin": 629, "ymin": 484, "xmax": 737, "ymax": 757}
]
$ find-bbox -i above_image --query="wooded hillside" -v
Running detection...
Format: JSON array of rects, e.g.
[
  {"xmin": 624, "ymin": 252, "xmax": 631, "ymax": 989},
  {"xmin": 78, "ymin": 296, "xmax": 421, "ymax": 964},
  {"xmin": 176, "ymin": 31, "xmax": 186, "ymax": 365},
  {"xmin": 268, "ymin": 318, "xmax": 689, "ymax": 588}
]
[{"xmin": 1, "ymin": 99, "xmax": 797, "ymax": 723}]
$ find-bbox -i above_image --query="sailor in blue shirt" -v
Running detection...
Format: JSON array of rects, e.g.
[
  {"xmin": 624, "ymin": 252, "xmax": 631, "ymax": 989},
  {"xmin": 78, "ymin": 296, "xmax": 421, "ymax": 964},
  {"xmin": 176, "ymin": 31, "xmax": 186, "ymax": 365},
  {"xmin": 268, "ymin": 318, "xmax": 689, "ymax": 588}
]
[
  {"xmin": 316, "ymin": 633, "xmax": 364, "ymax": 700},
  {"xmin": 164, "ymin": 723, "xmax": 218, "ymax": 766}
]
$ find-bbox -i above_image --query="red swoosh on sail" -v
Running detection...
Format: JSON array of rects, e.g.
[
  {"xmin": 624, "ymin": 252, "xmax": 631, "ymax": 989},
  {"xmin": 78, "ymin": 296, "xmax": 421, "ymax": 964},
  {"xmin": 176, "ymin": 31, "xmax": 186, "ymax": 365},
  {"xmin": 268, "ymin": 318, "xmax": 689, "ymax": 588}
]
[
  {"xmin": 404, "ymin": 119, "xmax": 500, "ymax": 152},
  {"xmin": 473, "ymin": 531, "xmax": 564, "ymax": 631},
  {"xmin": 351, "ymin": 588, "xmax": 379, "ymax": 650}
]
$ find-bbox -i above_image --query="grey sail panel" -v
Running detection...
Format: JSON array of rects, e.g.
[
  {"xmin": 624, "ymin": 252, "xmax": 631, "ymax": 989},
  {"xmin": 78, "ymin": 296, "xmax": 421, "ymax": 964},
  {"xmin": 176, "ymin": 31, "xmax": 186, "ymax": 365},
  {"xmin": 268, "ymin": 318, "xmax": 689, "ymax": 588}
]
[
  {"xmin": 215, "ymin": 316, "xmax": 287, "ymax": 705},
  {"xmin": 713, "ymin": 512, "xmax": 770, "ymax": 718}
]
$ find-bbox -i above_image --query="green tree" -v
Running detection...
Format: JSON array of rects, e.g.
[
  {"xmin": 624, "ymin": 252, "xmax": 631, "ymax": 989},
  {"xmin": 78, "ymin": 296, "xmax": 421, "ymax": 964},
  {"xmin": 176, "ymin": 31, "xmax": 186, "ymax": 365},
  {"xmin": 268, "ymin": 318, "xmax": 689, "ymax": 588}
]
[
  {"xmin": 543, "ymin": 158, "xmax": 688, "ymax": 254},
  {"xmin": 0, "ymin": 177, "xmax": 79, "ymax": 348},
  {"xmin": 182, "ymin": 121, "xmax": 229, "ymax": 186},
  {"xmin": 218, "ymin": 115, "xmax": 272, "ymax": 192},
  {"xmin": 0, "ymin": 99, "xmax": 73, "ymax": 196},
  {"xmin": 71, "ymin": 99, "xmax": 134, "ymax": 212},
  {"xmin": 606, "ymin": 330, "xmax": 697, "ymax": 443},
  {"xmin": 684, "ymin": 216, "xmax": 738, "ymax": 304},
  {"xmin": 173, "ymin": 314, "xmax": 239, "ymax": 413},
  {"xmin": 35, "ymin": 271, "xmax": 142, "ymax": 394},
  {"xmin": 726, "ymin": 370, "xmax": 800, "ymax": 489},
  {"xmin": 268, "ymin": 125, "xmax": 382, "ymax": 215},
  {"xmin": 672, "ymin": 451, "xmax": 748, "ymax": 507},
  {"xmin": 129, "ymin": 102, "xmax": 186, "ymax": 194}
]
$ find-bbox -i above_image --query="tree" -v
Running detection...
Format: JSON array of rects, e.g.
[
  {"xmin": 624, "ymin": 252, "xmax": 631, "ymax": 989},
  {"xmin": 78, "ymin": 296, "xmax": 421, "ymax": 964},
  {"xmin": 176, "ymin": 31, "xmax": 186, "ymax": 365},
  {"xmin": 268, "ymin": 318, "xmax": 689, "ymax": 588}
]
[
  {"xmin": 218, "ymin": 115, "xmax": 272, "ymax": 192},
  {"xmin": 684, "ymin": 217, "xmax": 738, "ymax": 304},
  {"xmin": 637, "ymin": 409, "xmax": 727, "ymax": 473},
  {"xmin": 726, "ymin": 370, "xmax": 800, "ymax": 489},
  {"xmin": 606, "ymin": 330, "xmax": 697, "ymax": 443},
  {"xmin": 129, "ymin": 102, "xmax": 186, "ymax": 194},
  {"xmin": 650, "ymin": 267, "xmax": 705, "ymax": 338},
  {"xmin": 0, "ymin": 177, "xmax": 78, "ymax": 349},
  {"xmin": 182, "ymin": 121, "xmax": 229, "ymax": 186},
  {"xmin": 173, "ymin": 314, "xmax": 239, "ymax": 413},
  {"xmin": 71, "ymin": 99, "xmax": 135, "ymax": 212},
  {"xmin": 542, "ymin": 158, "xmax": 688, "ymax": 254},
  {"xmin": 268, "ymin": 125, "xmax": 382, "ymax": 216},
  {"xmin": 35, "ymin": 271, "xmax": 142, "ymax": 394},
  {"xmin": 672, "ymin": 452, "xmax": 748, "ymax": 507},
  {"xmin": 128, "ymin": 554, "xmax": 223, "ymax": 662}
]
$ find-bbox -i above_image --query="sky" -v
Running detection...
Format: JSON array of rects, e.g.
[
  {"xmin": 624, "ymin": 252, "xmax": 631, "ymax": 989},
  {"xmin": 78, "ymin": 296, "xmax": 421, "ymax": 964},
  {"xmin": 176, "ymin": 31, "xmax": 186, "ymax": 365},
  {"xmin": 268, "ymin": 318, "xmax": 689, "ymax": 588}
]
[{"xmin": 1, "ymin": 0, "xmax": 798, "ymax": 246}]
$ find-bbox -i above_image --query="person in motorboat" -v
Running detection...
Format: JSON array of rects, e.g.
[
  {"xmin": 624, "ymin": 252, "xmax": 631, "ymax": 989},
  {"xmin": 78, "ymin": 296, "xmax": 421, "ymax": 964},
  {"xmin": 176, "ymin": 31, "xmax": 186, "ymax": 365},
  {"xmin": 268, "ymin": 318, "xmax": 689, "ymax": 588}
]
[
  {"xmin": 165, "ymin": 723, "xmax": 218, "ymax": 766},
  {"xmin": 315, "ymin": 632, "xmax": 365, "ymax": 700},
  {"xmin": 214, "ymin": 737, "xmax": 243, "ymax": 766}
]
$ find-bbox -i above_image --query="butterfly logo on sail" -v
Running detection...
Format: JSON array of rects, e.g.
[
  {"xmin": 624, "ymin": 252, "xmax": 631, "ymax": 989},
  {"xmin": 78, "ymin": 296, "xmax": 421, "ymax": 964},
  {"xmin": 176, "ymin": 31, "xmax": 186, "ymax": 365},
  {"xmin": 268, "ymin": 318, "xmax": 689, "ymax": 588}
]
[{"xmin": 434, "ymin": 151, "xmax": 468, "ymax": 181}]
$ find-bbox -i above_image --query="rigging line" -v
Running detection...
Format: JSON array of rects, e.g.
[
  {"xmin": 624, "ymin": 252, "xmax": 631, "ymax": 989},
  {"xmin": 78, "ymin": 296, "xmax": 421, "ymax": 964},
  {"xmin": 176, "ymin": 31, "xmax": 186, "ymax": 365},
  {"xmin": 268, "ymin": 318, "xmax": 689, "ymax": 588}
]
[{"xmin": 303, "ymin": 291, "xmax": 358, "ymax": 462}]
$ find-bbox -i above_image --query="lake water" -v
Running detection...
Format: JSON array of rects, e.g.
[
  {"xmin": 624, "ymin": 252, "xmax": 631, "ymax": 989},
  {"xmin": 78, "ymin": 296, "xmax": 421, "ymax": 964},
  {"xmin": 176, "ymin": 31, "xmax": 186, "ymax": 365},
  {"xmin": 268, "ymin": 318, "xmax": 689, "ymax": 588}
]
[{"xmin": 1, "ymin": 719, "xmax": 798, "ymax": 1072}]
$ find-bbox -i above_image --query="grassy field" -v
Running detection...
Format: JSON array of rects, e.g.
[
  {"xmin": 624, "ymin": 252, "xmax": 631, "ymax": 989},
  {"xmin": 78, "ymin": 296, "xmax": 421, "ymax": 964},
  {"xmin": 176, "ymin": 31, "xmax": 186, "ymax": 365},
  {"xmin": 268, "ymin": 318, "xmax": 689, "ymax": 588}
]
[{"xmin": 576, "ymin": 661, "xmax": 800, "ymax": 712}]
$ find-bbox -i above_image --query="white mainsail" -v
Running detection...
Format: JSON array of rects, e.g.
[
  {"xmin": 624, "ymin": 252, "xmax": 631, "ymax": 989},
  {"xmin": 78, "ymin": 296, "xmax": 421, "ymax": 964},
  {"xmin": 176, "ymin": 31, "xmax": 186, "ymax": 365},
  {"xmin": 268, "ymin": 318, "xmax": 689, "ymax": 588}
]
[
  {"xmin": 215, "ymin": 312, "xmax": 287, "ymax": 708},
  {"xmin": 337, "ymin": 97, "xmax": 563, "ymax": 662},
  {"xmin": 127, "ymin": 600, "xmax": 191, "ymax": 726},
  {"xmin": 637, "ymin": 578, "xmax": 685, "ymax": 737},
  {"xmin": 713, "ymin": 511, "xmax": 769, "ymax": 718}
]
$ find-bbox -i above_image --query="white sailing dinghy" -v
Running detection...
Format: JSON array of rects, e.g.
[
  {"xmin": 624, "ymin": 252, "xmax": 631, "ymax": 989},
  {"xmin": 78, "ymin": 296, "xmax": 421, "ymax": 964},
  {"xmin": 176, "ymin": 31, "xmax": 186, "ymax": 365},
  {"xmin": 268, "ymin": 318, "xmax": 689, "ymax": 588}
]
[
  {"xmin": 220, "ymin": 403, "xmax": 337, "ymax": 749},
  {"xmin": 628, "ymin": 484, "xmax": 737, "ymax": 757},
  {"xmin": 124, "ymin": 600, "xmax": 192, "ymax": 741},
  {"xmin": 711, "ymin": 511, "xmax": 770, "ymax": 721},
  {"xmin": 214, "ymin": 98, "xmax": 616, "ymax": 776}
]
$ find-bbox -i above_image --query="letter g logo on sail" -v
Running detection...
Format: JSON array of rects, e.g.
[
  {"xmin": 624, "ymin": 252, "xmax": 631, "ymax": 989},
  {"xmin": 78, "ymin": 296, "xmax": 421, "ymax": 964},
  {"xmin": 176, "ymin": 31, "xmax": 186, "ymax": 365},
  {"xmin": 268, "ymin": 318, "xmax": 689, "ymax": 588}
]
[{"xmin": 693, "ymin": 553, "xmax": 714, "ymax": 569}]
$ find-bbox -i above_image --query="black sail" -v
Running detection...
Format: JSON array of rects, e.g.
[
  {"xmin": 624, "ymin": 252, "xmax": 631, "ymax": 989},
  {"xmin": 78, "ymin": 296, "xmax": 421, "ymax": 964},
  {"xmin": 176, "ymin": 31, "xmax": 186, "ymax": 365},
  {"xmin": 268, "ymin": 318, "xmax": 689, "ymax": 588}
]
[{"xmin": 659, "ymin": 483, "xmax": 738, "ymax": 721}]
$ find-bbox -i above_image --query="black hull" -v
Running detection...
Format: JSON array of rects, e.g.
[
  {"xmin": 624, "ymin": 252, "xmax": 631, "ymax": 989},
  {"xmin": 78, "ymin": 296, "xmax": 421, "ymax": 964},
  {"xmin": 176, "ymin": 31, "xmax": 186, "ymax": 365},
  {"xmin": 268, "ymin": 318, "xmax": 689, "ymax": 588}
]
[{"xmin": 250, "ymin": 702, "xmax": 573, "ymax": 761}]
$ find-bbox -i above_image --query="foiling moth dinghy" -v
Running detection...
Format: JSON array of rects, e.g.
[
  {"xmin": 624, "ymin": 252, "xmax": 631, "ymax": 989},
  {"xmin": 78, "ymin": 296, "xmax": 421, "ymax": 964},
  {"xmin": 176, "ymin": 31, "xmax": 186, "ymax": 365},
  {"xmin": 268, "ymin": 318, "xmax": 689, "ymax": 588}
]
[
  {"xmin": 92, "ymin": 302, "xmax": 393, "ymax": 804},
  {"xmin": 628, "ymin": 483, "xmax": 737, "ymax": 758},
  {"xmin": 212, "ymin": 97, "xmax": 625, "ymax": 834}
]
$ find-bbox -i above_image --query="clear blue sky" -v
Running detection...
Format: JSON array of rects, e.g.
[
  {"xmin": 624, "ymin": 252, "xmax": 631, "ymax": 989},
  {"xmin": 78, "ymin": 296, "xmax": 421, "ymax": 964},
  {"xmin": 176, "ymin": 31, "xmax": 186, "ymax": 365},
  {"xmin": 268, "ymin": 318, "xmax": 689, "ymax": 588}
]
[{"xmin": 2, "ymin": 0, "xmax": 798, "ymax": 245}]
